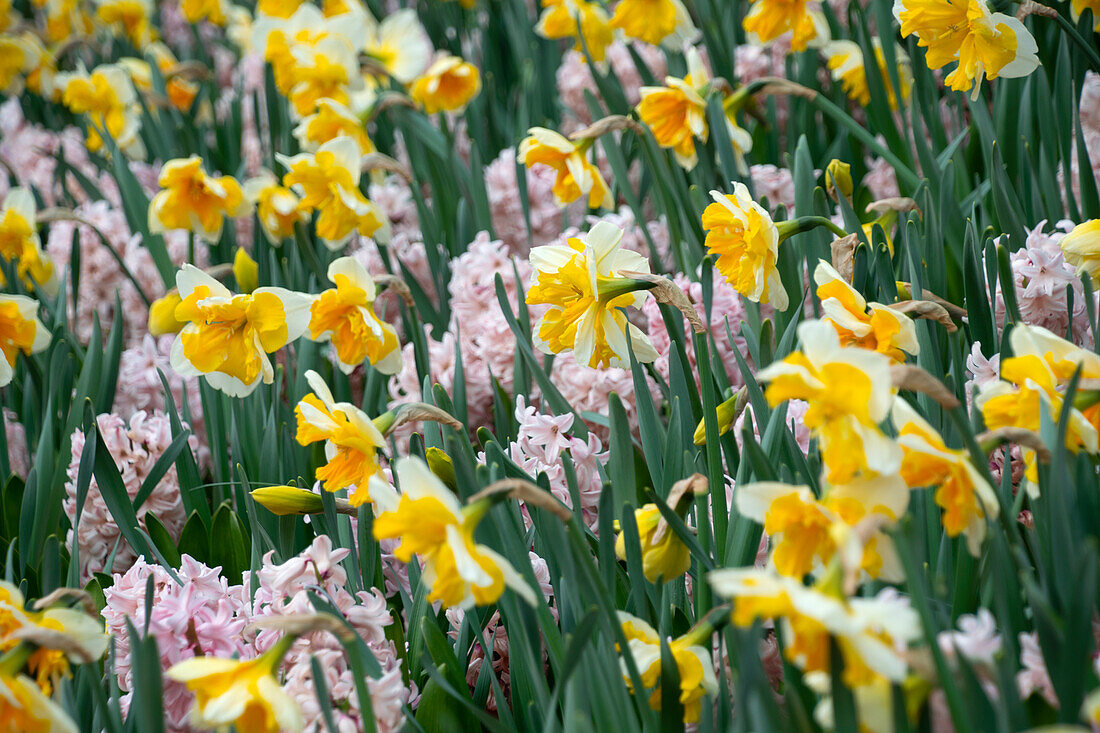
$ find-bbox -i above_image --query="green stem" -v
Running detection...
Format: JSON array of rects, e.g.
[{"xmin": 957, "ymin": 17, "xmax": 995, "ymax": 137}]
[
  {"xmin": 777, "ymin": 216, "xmax": 848, "ymax": 242},
  {"xmin": 1050, "ymin": 10, "xmax": 1100, "ymax": 73}
]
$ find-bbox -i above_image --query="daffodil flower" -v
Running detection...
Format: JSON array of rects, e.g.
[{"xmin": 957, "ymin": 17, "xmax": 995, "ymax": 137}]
[
  {"xmin": 743, "ymin": 0, "xmax": 825, "ymax": 52},
  {"xmin": 823, "ymin": 40, "xmax": 912, "ymax": 110},
  {"xmin": 0, "ymin": 188, "xmax": 57, "ymax": 295},
  {"xmin": 814, "ymin": 260, "xmax": 919, "ymax": 362},
  {"xmin": 1059, "ymin": 219, "xmax": 1100, "ymax": 286},
  {"xmin": 278, "ymin": 135, "xmax": 390, "ymax": 249},
  {"xmin": 180, "ymin": 0, "xmax": 229, "ymax": 25},
  {"xmin": 757, "ymin": 320, "xmax": 901, "ymax": 485},
  {"xmin": 243, "ymin": 170, "xmax": 308, "ymax": 245},
  {"xmin": 892, "ymin": 398, "xmax": 999, "ymax": 555},
  {"xmin": 0, "ymin": 581, "xmax": 108, "ymax": 695},
  {"xmin": 295, "ymin": 369, "xmax": 387, "ymax": 505},
  {"xmin": 307, "ymin": 257, "xmax": 402, "ymax": 375},
  {"xmin": 535, "ymin": 0, "xmax": 614, "ymax": 63},
  {"xmin": 409, "ymin": 54, "xmax": 481, "ymax": 114},
  {"xmin": 638, "ymin": 47, "xmax": 752, "ymax": 172},
  {"xmin": 0, "ymin": 294, "xmax": 49, "ymax": 387},
  {"xmin": 1070, "ymin": 0, "xmax": 1100, "ymax": 30},
  {"xmin": 0, "ymin": 32, "xmax": 44, "ymax": 96},
  {"xmin": 291, "ymin": 97, "xmax": 374, "ymax": 154},
  {"xmin": 735, "ymin": 479, "xmax": 906, "ymax": 581},
  {"xmin": 95, "ymin": 0, "xmax": 157, "ymax": 49},
  {"xmin": 526, "ymin": 221, "xmax": 658, "ymax": 369},
  {"xmin": 169, "ymin": 264, "xmax": 311, "ymax": 397},
  {"xmin": 609, "ymin": 0, "xmax": 699, "ymax": 48},
  {"xmin": 893, "ymin": 0, "xmax": 1039, "ymax": 98},
  {"xmin": 165, "ymin": 634, "xmax": 304, "ymax": 733},
  {"xmin": 517, "ymin": 127, "xmax": 613, "ymax": 209},
  {"xmin": 55, "ymin": 62, "xmax": 145, "ymax": 158},
  {"xmin": 148, "ymin": 157, "xmax": 250, "ymax": 243},
  {"xmin": 233, "ymin": 247, "xmax": 259, "ymax": 293},
  {"xmin": 709, "ymin": 568, "xmax": 920, "ymax": 686},
  {"xmin": 702, "ymin": 184, "xmax": 786, "ymax": 309},
  {"xmin": 0, "ymin": 663, "xmax": 77, "ymax": 733},
  {"xmin": 369, "ymin": 456, "xmax": 536, "ymax": 609},
  {"xmin": 363, "ymin": 8, "xmax": 433, "ymax": 84},
  {"xmin": 616, "ymin": 612, "xmax": 718, "ymax": 723}
]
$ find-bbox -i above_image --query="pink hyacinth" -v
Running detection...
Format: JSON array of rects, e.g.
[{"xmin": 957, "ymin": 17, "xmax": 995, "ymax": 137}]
[
  {"xmin": 749, "ymin": 164, "xmax": 797, "ymax": 211},
  {"xmin": 103, "ymin": 555, "xmax": 251, "ymax": 730},
  {"xmin": 864, "ymin": 155, "xmax": 901, "ymax": 201},
  {"xmin": 485, "ymin": 146, "xmax": 583, "ymax": 255},
  {"xmin": 64, "ymin": 411, "xmax": 195, "ymax": 581},
  {"xmin": 937, "ymin": 608, "xmax": 1003, "ymax": 668},
  {"xmin": 3, "ymin": 409, "xmax": 27, "ymax": 480},
  {"xmin": 1017, "ymin": 632, "xmax": 1058, "ymax": 707},
  {"xmin": 642, "ymin": 270, "xmax": 755, "ymax": 389},
  {"xmin": 556, "ymin": 41, "xmax": 667, "ymax": 133}
]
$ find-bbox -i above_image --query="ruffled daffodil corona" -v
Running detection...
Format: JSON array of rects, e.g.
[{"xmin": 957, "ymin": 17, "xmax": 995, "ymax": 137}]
[
  {"xmin": 148, "ymin": 157, "xmax": 250, "ymax": 243},
  {"xmin": 526, "ymin": 221, "xmax": 658, "ymax": 369},
  {"xmin": 517, "ymin": 127, "xmax": 613, "ymax": 210},
  {"xmin": 169, "ymin": 264, "xmax": 311, "ymax": 397},
  {"xmin": 166, "ymin": 634, "xmax": 304, "ymax": 733},
  {"xmin": 892, "ymin": 398, "xmax": 999, "ymax": 555},
  {"xmin": 638, "ymin": 47, "xmax": 752, "ymax": 172},
  {"xmin": 814, "ymin": 260, "xmax": 919, "ymax": 362},
  {"xmin": 291, "ymin": 97, "xmax": 374, "ymax": 154},
  {"xmin": 278, "ymin": 135, "xmax": 390, "ymax": 249},
  {"xmin": 307, "ymin": 257, "xmax": 402, "ymax": 375},
  {"xmin": 294, "ymin": 369, "xmax": 387, "ymax": 506},
  {"xmin": 757, "ymin": 320, "xmax": 901, "ymax": 485},
  {"xmin": 0, "ymin": 188, "xmax": 56, "ymax": 295},
  {"xmin": 893, "ymin": 0, "xmax": 1039, "ymax": 98},
  {"xmin": 535, "ymin": 0, "xmax": 613, "ymax": 63},
  {"xmin": 409, "ymin": 54, "xmax": 481, "ymax": 114},
  {"xmin": 0, "ymin": 294, "xmax": 49, "ymax": 387},
  {"xmin": 613, "ymin": 475, "xmax": 707, "ymax": 584},
  {"xmin": 616, "ymin": 612, "xmax": 719, "ymax": 723},
  {"xmin": 369, "ymin": 457, "xmax": 537, "ymax": 609}
]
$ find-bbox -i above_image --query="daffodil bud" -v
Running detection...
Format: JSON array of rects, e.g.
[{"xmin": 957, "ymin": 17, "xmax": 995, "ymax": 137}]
[
  {"xmin": 825, "ymin": 159, "xmax": 853, "ymax": 200},
  {"xmin": 250, "ymin": 486, "xmax": 324, "ymax": 516},
  {"xmin": 233, "ymin": 247, "xmax": 259, "ymax": 293},
  {"xmin": 426, "ymin": 446, "xmax": 456, "ymax": 488},
  {"xmin": 147, "ymin": 291, "xmax": 185, "ymax": 336},
  {"xmin": 614, "ymin": 504, "xmax": 692, "ymax": 584},
  {"xmin": 693, "ymin": 390, "xmax": 748, "ymax": 445}
]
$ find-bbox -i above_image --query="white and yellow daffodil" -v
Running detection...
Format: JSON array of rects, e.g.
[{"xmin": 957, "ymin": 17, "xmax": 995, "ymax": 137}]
[
  {"xmin": 0, "ymin": 188, "xmax": 56, "ymax": 295},
  {"xmin": 0, "ymin": 295, "xmax": 49, "ymax": 387},
  {"xmin": 814, "ymin": 260, "xmax": 919, "ymax": 362},
  {"xmin": 148, "ymin": 157, "xmax": 250, "ymax": 243}
]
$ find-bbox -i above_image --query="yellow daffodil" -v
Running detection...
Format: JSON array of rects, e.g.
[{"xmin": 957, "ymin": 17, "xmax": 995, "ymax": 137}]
[
  {"xmin": 614, "ymin": 505, "xmax": 691, "ymax": 583},
  {"xmin": 526, "ymin": 221, "xmax": 658, "ymax": 368},
  {"xmin": 736, "ymin": 479, "xmax": 906, "ymax": 580},
  {"xmin": 55, "ymin": 63, "xmax": 145, "ymax": 158},
  {"xmin": 702, "ymin": 184, "xmax": 785, "ymax": 309},
  {"xmin": 233, "ymin": 247, "xmax": 259, "ymax": 293},
  {"xmin": 409, "ymin": 54, "xmax": 481, "ymax": 114},
  {"xmin": 0, "ymin": 188, "xmax": 57, "ymax": 295},
  {"xmin": 141, "ymin": 43, "xmax": 199, "ymax": 113},
  {"xmin": 893, "ymin": 0, "xmax": 1039, "ymax": 98},
  {"xmin": 609, "ymin": 0, "xmax": 698, "ymax": 47},
  {"xmin": 278, "ymin": 135, "xmax": 390, "ymax": 249},
  {"xmin": 256, "ymin": 0, "xmax": 304, "ymax": 18},
  {"xmin": 243, "ymin": 170, "xmax": 307, "ymax": 245},
  {"xmin": 0, "ymin": 33, "xmax": 44, "ymax": 96},
  {"xmin": 518, "ymin": 127, "xmax": 613, "ymax": 209},
  {"xmin": 823, "ymin": 40, "xmax": 912, "ymax": 110},
  {"xmin": 0, "ymin": 295, "xmax": 49, "ymax": 387},
  {"xmin": 165, "ymin": 636, "xmax": 303, "ymax": 733},
  {"xmin": 369, "ymin": 456, "xmax": 537, "ymax": 609},
  {"xmin": 743, "ymin": 0, "xmax": 823, "ymax": 52},
  {"xmin": 1059, "ymin": 219, "xmax": 1100, "ymax": 285},
  {"xmin": 976, "ymin": 324, "xmax": 1100, "ymax": 491},
  {"xmin": 291, "ymin": 97, "xmax": 373, "ymax": 154},
  {"xmin": 892, "ymin": 398, "xmax": 998, "ymax": 555},
  {"xmin": 814, "ymin": 260, "xmax": 919, "ymax": 362},
  {"xmin": 180, "ymin": 0, "xmax": 229, "ymax": 25},
  {"xmin": 95, "ymin": 0, "xmax": 157, "ymax": 46},
  {"xmin": 757, "ymin": 320, "xmax": 901, "ymax": 485},
  {"xmin": 169, "ymin": 264, "xmax": 311, "ymax": 397},
  {"xmin": 616, "ymin": 612, "xmax": 718, "ymax": 723},
  {"xmin": 535, "ymin": 0, "xmax": 613, "ymax": 63},
  {"xmin": 148, "ymin": 157, "xmax": 250, "ymax": 243},
  {"xmin": 638, "ymin": 47, "xmax": 752, "ymax": 172},
  {"xmin": 40, "ymin": 0, "xmax": 93, "ymax": 44},
  {"xmin": 307, "ymin": 257, "xmax": 402, "ymax": 375},
  {"xmin": 709, "ymin": 568, "xmax": 920, "ymax": 686},
  {"xmin": 363, "ymin": 8, "xmax": 433, "ymax": 84},
  {"xmin": 15, "ymin": 33, "xmax": 54, "ymax": 100},
  {"xmin": 0, "ymin": 671, "xmax": 77, "ymax": 731},
  {"xmin": 147, "ymin": 291, "xmax": 186, "ymax": 336},
  {"xmin": 295, "ymin": 369, "xmax": 387, "ymax": 505},
  {"xmin": 0, "ymin": 581, "xmax": 108, "ymax": 695}
]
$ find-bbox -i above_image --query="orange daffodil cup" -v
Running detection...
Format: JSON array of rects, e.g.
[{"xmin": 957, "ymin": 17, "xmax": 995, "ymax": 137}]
[
  {"xmin": 148, "ymin": 156, "xmax": 250, "ymax": 243},
  {"xmin": 169, "ymin": 264, "xmax": 311, "ymax": 397}
]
